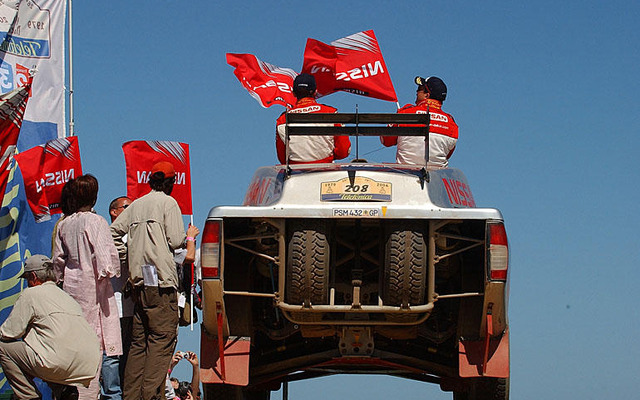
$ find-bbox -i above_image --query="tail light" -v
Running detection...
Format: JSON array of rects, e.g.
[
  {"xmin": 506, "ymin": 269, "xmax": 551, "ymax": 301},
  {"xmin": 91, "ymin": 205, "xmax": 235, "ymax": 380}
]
[
  {"xmin": 201, "ymin": 219, "xmax": 222, "ymax": 279},
  {"xmin": 487, "ymin": 221, "xmax": 509, "ymax": 281}
]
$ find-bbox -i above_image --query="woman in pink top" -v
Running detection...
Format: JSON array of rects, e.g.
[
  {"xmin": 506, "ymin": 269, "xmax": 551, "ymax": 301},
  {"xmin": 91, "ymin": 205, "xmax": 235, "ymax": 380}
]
[{"xmin": 53, "ymin": 175, "xmax": 122, "ymax": 400}]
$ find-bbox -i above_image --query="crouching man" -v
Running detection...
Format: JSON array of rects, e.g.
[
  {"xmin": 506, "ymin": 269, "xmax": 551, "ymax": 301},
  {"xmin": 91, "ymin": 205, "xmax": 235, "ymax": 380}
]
[{"xmin": 0, "ymin": 255, "xmax": 101, "ymax": 399}]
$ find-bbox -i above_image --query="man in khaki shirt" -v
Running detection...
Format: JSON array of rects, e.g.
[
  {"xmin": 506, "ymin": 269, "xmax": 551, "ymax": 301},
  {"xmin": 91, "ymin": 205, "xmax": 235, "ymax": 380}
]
[
  {"xmin": 0, "ymin": 255, "xmax": 101, "ymax": 399},
  {"xmin": 111, "ymin": 161, "xmax": 189, "ymax": 400}
]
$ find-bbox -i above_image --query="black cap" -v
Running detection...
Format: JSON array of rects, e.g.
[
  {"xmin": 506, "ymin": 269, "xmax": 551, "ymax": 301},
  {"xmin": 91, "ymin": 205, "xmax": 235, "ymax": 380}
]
[
  {"xmin": 415, "ymin": 76, "xmax": 447, "ymax": 101},
  {"xmin": 293, "ymin": 73, "xmax": 316, "ymax": 92}
]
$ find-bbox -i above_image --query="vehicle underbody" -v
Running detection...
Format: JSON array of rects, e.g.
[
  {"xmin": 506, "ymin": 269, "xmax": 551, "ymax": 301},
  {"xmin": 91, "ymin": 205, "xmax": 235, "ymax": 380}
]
[{"xmin": 201, "ymin": 216, "xmax": 506, "ymax": 399}]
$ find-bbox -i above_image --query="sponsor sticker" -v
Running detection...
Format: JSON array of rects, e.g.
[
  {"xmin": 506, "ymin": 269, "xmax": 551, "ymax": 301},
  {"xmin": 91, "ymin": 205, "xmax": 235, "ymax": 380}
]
[{"xmin": 321, "ymin": 176, "xmax": 391, "ymax": 201}]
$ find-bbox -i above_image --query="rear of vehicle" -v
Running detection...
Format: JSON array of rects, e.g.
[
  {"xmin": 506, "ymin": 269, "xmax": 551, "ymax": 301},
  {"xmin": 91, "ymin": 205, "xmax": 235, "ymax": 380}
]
[{"xmin": 199, "ymin": 114, "xmax": 510, "ymax": 400}]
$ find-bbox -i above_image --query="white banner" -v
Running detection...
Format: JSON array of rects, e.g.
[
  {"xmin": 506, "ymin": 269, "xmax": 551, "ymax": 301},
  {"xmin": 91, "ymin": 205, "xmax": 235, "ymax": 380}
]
[{"xmin": 0, "ymin": 0, "xmax": 66, "ymax": 149}]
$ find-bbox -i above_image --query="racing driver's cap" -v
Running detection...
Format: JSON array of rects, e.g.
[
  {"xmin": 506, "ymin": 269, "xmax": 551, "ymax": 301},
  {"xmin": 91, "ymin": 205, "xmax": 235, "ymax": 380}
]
[
  {"xmin": 151, "ymin": 161, "xmax": 176, "ymax": 179},
  {"xmin": 293, "ymin": 73, "xmax": 316, "ymax": 92},
  {"xmin": 415, "ymin": 76, "xmax": 447, "ymax": 101}
]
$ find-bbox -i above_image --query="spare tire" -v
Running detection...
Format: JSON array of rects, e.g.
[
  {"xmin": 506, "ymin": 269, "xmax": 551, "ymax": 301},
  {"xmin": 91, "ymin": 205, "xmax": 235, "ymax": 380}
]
[
  {"xmin": 382, "ymin": 221, "xmax": 427, "ymax": 307},
  {"xmin": 286, "ymin": 220, "xmax": 330, "ymax": 306}
]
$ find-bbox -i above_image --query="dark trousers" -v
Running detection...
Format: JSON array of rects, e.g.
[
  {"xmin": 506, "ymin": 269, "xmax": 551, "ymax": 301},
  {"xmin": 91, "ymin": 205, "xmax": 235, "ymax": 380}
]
[
  {"xmin": 119, "ymin": 315, "xmax": 133, "ymax": 383},
  {"xmin": 123, "ymin": 286, "xmax": 178, "ymax": 400}
]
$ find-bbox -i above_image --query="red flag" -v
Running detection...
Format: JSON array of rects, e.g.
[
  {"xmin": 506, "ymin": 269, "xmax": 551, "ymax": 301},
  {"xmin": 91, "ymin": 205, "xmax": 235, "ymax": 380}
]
[
  {"xmin": 302, "ymin": 30, "xmax": 397, "ymax": 102},
  {"xmin": 226, "ymin": 53, "xmax": 298, "ymax": 109},
  {"xmin": 122, "ymin": 140, "xmax": 192, "ymax": 215},
  {"xmin": 0, "ymin": 77, "xmax": 32, "ymax": 197},
  {"xmin": 14, "ymin": 136, "xmax": 83, "ymax": 222}
]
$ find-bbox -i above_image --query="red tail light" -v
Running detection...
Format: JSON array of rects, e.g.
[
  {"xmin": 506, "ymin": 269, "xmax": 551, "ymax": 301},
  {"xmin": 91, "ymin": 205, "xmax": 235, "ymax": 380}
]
[
  {"xmin": 487, "ymin": 221, "xmax": 509, "ymax": 281},
  {"xmin": 201, "ymin": 219, "xmax": 222, "ymax": 279}
]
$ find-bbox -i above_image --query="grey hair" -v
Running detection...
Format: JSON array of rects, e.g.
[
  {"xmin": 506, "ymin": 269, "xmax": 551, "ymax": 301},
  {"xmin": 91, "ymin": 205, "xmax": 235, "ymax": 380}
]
[{"xmin": 32, "ymin": 264, "xmax": 57, "ymax": 282}]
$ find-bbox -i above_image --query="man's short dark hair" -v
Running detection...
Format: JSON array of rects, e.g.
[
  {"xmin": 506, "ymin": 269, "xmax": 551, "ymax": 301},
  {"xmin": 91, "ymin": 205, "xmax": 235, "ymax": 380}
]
[
  {"xmin": 294, "ymin": 87, "xmax": 315, "ymax": 99},
  {"xmin": 109, "ymin": 196, "xmax": 130, "ymax": 211},
  {"xmin": 175, "ymin": 381, "xmax": 192, "ymax": 399},
  {"xmin": 149, "ymin": 172, "xmax": 175, "ymax": 194}
]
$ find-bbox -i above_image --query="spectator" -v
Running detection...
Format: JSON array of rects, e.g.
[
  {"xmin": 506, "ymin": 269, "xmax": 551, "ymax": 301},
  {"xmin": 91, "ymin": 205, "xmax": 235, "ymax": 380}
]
[
  {"xmin": 106, "ymin": 196, "xmax": 134, "ymax": 393},
  {"xmin": 174, "ymin": 381, "xmax": 194, "ymax": 400},
  {"xmin": 50, "ymin": 177, "xmax": 76, "ymax": 254},
  {"xmin": 169, "ymin": 377, "xmax": 180, "ymax": 392},
  {"xmin": 165, "ymin": 377, "xmax": 177, "ymax": 400},
  {"xmin": 175, "ymin": 224, "xmax": 200, "ymax": 326},
  {"xmin": 167, "ymin": 351, "xmax": 201, "ymax": 400},
  {"xmin": 0, "ymin": 255, "xmax": 101, "ymax": 400},
  {"xmin": 53, "ymin": 175, "xmax": 122, "ymax": 400},
  {"xmin": 275, "ymin": 73, "xmax": 350, "ymax": 164},
  {"xmin": 381, "ymin": 76, "xmax": 459, "ymax": 167},
  {"xmin": 108, "ymin": 197, "xmax": 133, "ymax": 373},
  {"xmin": 111, "ymin": 161, "xmax": 193, "ymax": 400}
]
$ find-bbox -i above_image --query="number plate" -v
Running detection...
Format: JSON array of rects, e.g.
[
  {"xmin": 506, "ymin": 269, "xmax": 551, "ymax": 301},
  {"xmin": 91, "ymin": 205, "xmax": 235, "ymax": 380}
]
[
  {"xmin": 321, "ymin": 177, "xmax": 392, "ymax": 201},
  {"xmin": 332, "ymin": 208, "xmax": 381, "ymax": 217}
]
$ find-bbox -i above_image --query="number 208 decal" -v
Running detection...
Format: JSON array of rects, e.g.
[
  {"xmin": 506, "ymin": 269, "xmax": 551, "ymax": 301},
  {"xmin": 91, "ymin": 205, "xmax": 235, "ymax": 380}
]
[{"xmin": 321, "ymin": 177, "xmax": 392, "ymax": 202}]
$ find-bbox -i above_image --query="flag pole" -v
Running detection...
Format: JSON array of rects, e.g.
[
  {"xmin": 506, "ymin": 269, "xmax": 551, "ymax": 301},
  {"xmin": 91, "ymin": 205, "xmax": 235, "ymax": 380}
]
[
  {"xmin": 67, "ymin": 0, "xmax": 74, "ymax": 137},
  {"xmin": 190, "ymin": 214, "xmax": 194, "ymax": 331}
]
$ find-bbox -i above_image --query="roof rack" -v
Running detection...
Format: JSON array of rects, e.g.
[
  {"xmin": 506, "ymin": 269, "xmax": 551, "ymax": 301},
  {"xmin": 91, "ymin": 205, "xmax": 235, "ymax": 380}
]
[{"xmin": 284, "ymin": 112, "xmax": 430, "ymax": 172}]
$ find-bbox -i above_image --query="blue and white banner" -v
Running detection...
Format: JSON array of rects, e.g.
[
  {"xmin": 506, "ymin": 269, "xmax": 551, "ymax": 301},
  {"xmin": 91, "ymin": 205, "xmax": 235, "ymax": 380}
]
[
  {"xmin": 0, "ymin": 160, "xmax": 57, "ymax": 394},
  {"xmin": 0, "ymin": 0, "xmax": 67, "ymax": 151},
  {"xmin": 0, "ymin": 2, "xmax": 66, "ymax": 395}
]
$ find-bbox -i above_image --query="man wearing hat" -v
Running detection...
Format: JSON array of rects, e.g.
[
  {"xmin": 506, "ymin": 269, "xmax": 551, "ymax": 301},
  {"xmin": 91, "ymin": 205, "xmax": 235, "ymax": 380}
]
[
  {"xmin": 275, "ymin": 73, "xmax": 351, "ymax": 164},
  {"xmin": 0, "ymin": 255, "xmax": 101, "ymax": 399},
  {"xmin": 381, "ymin": 76, "xmax": 459, "ymax": 167},
  {"xmin": 111, "ymin": 161, "xmax": 190, "ymax": 400}
]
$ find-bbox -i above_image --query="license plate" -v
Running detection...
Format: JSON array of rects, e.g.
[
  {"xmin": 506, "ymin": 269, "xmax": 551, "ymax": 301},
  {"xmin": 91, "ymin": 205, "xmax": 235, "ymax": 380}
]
[
  {"xmin": 332, "ymin": 208, "xmax": 381, "ymax": 217},
  {"xmin": 321, "ymin": 177, "xmax": 392, "ymax": 201}
]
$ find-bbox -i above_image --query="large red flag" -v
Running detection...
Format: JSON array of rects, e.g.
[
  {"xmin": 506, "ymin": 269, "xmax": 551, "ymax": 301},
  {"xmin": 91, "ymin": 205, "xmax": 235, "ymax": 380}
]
[
  {"xmin": 122, "ymin": 141, "xmax": 192, "ymax": 215},
  {"xmin": 302, "ymin": 30, "xmax": 397, "ymax": 102},
  {"xmin": 0, "ymin": 77, "xmax": 32, "ymax": 197},
  {"xmin": 14, "ymin": 136, "xmax": 83, "ymax": 222},
  {"xmin": 226, "ymin": 53, "xmax": 298, "ymax": 109}
]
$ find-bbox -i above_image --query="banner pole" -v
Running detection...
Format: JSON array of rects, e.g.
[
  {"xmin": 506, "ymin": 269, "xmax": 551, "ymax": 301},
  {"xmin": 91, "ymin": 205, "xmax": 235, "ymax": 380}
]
[
  {"xmin": 67, "ymin": 0, "xmax": 74, "ymax": 137},
  {"xmin": 190, "ymin": 214, "xmax": 194, "ymax": 331}
]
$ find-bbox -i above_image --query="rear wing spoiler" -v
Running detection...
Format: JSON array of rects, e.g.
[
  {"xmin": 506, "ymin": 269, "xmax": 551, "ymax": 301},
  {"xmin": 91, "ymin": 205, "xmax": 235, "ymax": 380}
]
[{"xmin": 284, "ymin": 112, "xmax": 430, "ymax": 170}]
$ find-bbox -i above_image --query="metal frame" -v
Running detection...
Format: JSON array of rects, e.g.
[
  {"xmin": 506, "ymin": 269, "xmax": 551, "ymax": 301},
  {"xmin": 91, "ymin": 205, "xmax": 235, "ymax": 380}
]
[
  {"xmin": 284, "ymin": 112, "xmax": 430, "ymax": 173},
  {"xmin": 219, "ymin": 217, "xmax": 486, "ymax": 327}
]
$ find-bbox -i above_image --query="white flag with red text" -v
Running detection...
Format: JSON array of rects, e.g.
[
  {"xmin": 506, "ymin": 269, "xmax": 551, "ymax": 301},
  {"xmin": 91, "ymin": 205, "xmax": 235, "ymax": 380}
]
[
  {"xmin": 122, "ymin": 140, "xmax": 192, "ymax": 215},
  {"xmin": 0, "ymin": 0, "xmax": 67, "ymax": 148},
  {"xmin": 302, "ymin": 30, "xmax": 397, "ymax": 102},
  {"xmin": 226, "ymin": 53, "xmax": 298, "ymax": 109}
]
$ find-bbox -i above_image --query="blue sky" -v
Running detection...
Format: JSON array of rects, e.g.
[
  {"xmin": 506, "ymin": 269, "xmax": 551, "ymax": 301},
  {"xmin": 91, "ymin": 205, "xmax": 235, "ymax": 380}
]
[{"xmin": 70, "ymin": 1, "xmax": 639, "ymax": 398}]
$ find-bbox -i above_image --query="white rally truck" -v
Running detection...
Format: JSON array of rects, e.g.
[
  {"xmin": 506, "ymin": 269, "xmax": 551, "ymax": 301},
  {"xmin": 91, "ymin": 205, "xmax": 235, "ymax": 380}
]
[{"xmin": 198, "ymin": 113, "xmax": 510, "ymax": 400}]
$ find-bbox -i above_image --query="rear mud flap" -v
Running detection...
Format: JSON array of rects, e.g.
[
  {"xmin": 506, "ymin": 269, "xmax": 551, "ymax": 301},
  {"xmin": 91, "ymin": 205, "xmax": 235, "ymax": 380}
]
[
  {"xmin": 200, "ymin": 334, "xmax": 251, "ymax": 386},
  {"xmin": 458, "ymin": 328, "xmax": 509, "ymax": 378}
]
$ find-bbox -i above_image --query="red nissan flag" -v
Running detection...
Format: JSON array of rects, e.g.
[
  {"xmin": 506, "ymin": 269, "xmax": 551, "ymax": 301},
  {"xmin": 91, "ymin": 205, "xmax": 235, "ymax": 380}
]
[
  {"xmin": 122, "ymin": 140, "xmax": 192, "ymax": 215},
  {"xmin": 226, "ymin": 53, "xmax": 298, "ymax": 109},
  {"xmin": 14, "ymin": 136, "xmax": 83, "ymax": 222},
  {"xmin": 0, "ymin": 76, "xmax": 33, "ymax": 197},
  {"xmin": 302, "ymin": 30, "xmax": 398, "ymax": 102}
]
